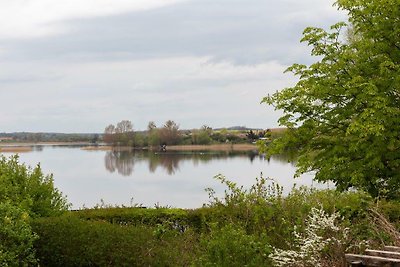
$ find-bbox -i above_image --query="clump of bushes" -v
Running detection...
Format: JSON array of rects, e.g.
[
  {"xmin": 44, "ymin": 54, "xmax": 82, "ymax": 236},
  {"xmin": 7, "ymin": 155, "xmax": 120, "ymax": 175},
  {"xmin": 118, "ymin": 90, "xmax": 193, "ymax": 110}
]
[
  {"xmin": 0, "ymin": 203, "xmax": 38, "ymax": 266},
  {"xmin": 0, "ymin": 155, "xmax": 69, "ymax": 217},
  {"xmin": 32, "ymin": 214, "xmax": 199, "ymax": 266},
  {"xmin": 30, "ymin": 174, "xmax": 400, "ymax": 266},
  {"xmin": 2, "ymin": 153, "xmax": 400, "ymax": 266},
  {"xmin": 0, "ymin": 155, "xmax": 69, "ymax": 266}
]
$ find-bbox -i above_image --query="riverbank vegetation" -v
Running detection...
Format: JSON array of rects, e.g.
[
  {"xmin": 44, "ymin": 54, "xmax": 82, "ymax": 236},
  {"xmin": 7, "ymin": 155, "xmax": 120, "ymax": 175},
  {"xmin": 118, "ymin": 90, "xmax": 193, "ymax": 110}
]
[
  {"xmin": 0, "ymin": 124, "xmax": 284, "ymax": 149},
  {"xmin": 1, "ymin": 154, "xmax": 400, "ymax": 266},
  {"xmin": 29, "ymin": 176, "xmax": 400, "ymax": 266},
  {"xmin": 103, "ymin": 119, "xmax": 278, "ymax": 148}
]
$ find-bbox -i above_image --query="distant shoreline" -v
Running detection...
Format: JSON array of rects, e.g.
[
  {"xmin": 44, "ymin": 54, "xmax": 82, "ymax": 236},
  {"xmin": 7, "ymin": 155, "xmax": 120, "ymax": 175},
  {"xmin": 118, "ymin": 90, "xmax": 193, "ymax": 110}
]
[
  {"xmin": 0, "ymin": 142, "xmax": 258, "ymax": 153},
  {"xmin": 83, "ymin": 143, "xmax": 258, "ymax": 152},
  {"xmin": 166, "ymin": 144, "xmax": 257, "ymax": 151},
  {"xmin": 0, "ymin": 142, "xmax": 94, "ymax": 153}
]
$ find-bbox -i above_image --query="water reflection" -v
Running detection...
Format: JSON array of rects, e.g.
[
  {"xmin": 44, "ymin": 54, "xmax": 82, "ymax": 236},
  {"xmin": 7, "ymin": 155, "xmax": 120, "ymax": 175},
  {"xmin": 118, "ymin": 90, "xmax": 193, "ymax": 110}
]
[{"xmin": 104, "ymin": 150, "xmax": 270, "ymax": 176}]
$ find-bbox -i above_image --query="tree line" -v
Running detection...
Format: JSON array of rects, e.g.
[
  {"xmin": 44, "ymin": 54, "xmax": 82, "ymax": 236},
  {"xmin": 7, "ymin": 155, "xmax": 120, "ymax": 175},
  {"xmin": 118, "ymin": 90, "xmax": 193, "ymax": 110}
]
[{"xmin": 102, "ymin": 120, "xmax": 267, "ymax": 147}]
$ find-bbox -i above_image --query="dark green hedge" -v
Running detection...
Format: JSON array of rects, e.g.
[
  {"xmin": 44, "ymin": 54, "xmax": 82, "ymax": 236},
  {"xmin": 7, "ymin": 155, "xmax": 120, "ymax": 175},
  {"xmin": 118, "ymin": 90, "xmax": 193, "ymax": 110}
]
[
  {"xmin": 32, "ymin": 214, "xmax": 199, "ymax": 266},
  {"xmin": 74, "ymin": 207, "xmax": 205, "ymax": 229}
]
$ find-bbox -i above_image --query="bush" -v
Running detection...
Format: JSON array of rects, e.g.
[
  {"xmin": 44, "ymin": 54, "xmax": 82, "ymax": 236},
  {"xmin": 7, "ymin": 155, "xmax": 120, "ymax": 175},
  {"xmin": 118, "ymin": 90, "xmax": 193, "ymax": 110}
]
[
  {"xmin": 28, "ymin": 173, "xmax": 400, "ymax": 266},
  {"xmin": 0, "ymin": 155, "xmax": 69, "ymax": 217},
  {"xmin": 32, "ymin": 214, "xmax": 199, "ymax": 266},
  {"xmin": 0, "ymin": 155, "xmax": 69, "ymax": 265},
  {"xmin": 270, "ymin": 207, "xmax": 349, "ymax": 267},
  {"xmin": 0, "ymin": 202, "xmax": 38, "ymax": 266},
  {"xmin": 195, "ymin": 223, "xmax": 271, "ymax": 267}
]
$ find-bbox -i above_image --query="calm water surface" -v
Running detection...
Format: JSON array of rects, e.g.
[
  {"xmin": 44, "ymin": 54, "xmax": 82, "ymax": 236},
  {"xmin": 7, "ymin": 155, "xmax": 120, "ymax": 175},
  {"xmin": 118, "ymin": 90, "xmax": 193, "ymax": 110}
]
[{"xmin": 1, "ymin": 145, "xmax": 328, "ymax": 209}]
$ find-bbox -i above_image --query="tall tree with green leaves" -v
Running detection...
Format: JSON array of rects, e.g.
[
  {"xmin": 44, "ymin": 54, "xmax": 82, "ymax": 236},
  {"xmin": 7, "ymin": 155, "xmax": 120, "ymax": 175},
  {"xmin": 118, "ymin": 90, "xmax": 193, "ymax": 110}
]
[{"xmin": 262, "ymin": 0, "xmax": 400, "ymax": 199}]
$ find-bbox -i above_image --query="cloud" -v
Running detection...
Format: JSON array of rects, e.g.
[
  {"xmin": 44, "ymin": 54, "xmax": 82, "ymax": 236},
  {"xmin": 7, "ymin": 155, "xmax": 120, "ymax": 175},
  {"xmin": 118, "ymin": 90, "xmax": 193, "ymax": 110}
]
[
  {"xmin": 0, "ymin": 0, "xmax": 348, "ymax": 132},
  {"xmin": 1, "ymin": 0, "xmax": 346, "ymax": 65},
  {"xmin": 0, "ymin": 0, "xmax": 186, "ymax": 39},
  {"xmin": 0, "ymin": 56, "xmax": 292, "ymax": 132}
]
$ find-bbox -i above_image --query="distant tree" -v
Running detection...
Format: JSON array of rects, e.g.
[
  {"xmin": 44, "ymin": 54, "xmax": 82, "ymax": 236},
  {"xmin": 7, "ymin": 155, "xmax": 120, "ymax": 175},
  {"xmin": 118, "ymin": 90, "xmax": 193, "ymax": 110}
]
[
  {"xmin": 147, "ymin": 121, "xmax": 160, "ymax": 147},
  {"xmin": 104, "ymin": 120, "xmax": 135, "ymax": 146},
  {"xmin": 147, "ymin": 121, "xmax": 157, "ymax": 132},
  {"xmin": 114, "ymin": 120, "xmax": 134, "ymax": 146},
  {"xmin": 192, "ymin": 127, "xmax": 212, "ymax": 145},
  {"xmin": 91, "ymin": 134, "xmax": 99, "ymax": 144},
  {"xmin": 160, "ymin": 120, "xmax": 181, "ymax": 145},
  {"xmin": 103, "ymin": 124, "xmax": 116, "ymax": 144},
  {"xmin": 246, "ymin": 130, "xmax": 258, "ymax": 141},
  {"xmin": 201, "ymin": 125, "xmax": 213, "ymax": 134},
  {"xmin": 115, "ymin": 120, "xmax": 133, "ymax": 134}
]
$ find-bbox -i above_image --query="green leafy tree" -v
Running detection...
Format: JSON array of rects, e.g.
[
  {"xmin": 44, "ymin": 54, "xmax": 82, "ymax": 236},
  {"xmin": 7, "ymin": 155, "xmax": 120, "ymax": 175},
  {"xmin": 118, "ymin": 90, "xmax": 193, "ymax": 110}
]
[{"xmin": 262, "ymin": 0, "xmax": 400, "ymax": 199}]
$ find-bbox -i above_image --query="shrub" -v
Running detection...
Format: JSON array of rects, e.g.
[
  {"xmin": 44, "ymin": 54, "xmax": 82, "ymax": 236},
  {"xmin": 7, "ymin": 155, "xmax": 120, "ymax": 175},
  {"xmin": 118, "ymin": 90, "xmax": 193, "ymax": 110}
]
[
  {"xmin": 32, "ymin": 214, "xmax": 199, "ymax": 266},
  {"xmin": 0, "ymin": 202, "xmax": 38, "ymax": 266},
  {"xmin": 195, "ymin": 223, "xmax": 272, "ymax": 267},
  {"xmin": 270, "ymin": 207, "xmax": 349, "ymax": 267},
  {"xmin": 0, "ymin": 155, "xmax": 69, "ymax": 217}
]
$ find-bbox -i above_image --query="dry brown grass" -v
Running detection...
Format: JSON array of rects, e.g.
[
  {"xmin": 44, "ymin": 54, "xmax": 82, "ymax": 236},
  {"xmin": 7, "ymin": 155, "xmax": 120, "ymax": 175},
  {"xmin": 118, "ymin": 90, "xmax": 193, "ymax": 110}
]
[
  {"xmin": 81, "ymin": 146, "xmax": 113, "ymax": 151},
  {"xmin": 166, "ymin": 144, "xmax": 257, "ymax": 151},
  {"xmin": 0, "ymin": 146, "xmax": 33, "ymax": 153}
]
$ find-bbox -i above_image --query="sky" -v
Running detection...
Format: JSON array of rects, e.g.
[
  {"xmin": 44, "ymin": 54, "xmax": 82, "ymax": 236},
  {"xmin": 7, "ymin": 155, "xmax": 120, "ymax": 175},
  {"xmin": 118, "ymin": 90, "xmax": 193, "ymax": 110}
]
[{"xmin": 0, "ymin": 0, "xmax": 347, "ymax": 133}]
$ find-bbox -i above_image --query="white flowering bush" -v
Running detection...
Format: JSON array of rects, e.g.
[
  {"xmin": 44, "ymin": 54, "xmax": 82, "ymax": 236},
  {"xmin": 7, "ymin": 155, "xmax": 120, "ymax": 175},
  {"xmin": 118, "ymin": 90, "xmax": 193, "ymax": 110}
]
[{"xmin": 270, "ymin": 207, "xmax": 348, "ymax": 267}]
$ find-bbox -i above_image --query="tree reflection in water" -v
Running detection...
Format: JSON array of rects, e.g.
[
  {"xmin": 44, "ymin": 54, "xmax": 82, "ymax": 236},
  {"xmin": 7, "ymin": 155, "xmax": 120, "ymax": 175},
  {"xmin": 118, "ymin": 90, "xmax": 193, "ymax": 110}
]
[
  {"xmin": 104, "ymin": 150, "xmax": 265, "ymax": 176},
  {"xmin": 104, "ymin": 151, "xmax": 137, "ymax": 176}
]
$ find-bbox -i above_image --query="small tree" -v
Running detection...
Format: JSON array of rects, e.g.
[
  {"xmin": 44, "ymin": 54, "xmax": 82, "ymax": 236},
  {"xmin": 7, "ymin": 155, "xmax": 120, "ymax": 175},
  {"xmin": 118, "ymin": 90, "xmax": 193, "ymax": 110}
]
[
  {"xmin": 103, "ymin": 124, "xmax": 116, "ymax": 144},
  {"xmin": 147, "ymin": 121, "xmax": 160, "ymax": 146},
  {"xmin": 160, "ymin": 120, "xmax": 181, "ymax": 145}
]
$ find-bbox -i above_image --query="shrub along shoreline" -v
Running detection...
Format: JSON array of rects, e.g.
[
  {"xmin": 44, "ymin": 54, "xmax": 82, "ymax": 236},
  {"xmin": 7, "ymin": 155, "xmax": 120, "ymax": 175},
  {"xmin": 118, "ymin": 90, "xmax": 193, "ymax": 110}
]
[
  {"xmin": 32, "ymin": 178, "xmax": 400, "ymax": 266},
  {"xmin": 2, "ymin": 154, "xmax": 400, "ymax": 266}
]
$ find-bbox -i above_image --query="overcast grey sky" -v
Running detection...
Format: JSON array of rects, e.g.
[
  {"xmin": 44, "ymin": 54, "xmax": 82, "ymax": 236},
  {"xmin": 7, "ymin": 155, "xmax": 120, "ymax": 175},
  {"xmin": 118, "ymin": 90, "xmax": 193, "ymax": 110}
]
[{"xmin": 0, "ymin": 0, "xmax": 346, "ymax": 133}]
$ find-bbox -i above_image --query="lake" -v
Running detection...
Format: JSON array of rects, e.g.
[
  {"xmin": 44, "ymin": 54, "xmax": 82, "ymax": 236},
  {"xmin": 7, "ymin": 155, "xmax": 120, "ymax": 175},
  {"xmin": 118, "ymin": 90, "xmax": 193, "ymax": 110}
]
[{"xmin": 1, "ymin": 145, "xmax": 328, "ymax": 209}]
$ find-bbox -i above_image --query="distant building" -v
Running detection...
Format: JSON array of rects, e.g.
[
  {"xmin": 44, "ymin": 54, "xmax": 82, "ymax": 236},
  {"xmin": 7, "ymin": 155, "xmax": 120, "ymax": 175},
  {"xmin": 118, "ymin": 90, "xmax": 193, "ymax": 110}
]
[{"xmin": 0, "ymin": 137, "xmax": 13, "ymax": 142}]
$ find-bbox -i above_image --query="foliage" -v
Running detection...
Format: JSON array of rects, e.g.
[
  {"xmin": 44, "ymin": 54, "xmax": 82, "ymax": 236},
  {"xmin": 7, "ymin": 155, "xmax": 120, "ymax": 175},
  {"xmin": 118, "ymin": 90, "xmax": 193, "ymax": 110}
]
[
  {"xmin": 74, "ymin": 206, "xmax": 199, "ymax": 229},
  {"xmin": 270, "ymin": 207, "xmax": 349, "ymax": 267},
  {"xmin": 0, "ymin": 155, "xmax": 69, "ymax": 265},
  {"xmin": 30, "ymin": 179, "xmax": 400, "ymax": 266},
  {"xmin": 0, "ymin": 155, "xmax": 69, "ymax": 217},
  {"xmin": 32, "ymin": 214, "xmax": 199, "ymax": 266},
  {"xmin": 192, "ymin": 128, "xmax": 213, "ymax": 145},
  {"xmin": 0, "ymin": 202, "xmax": 38, "ymax": 266},
  {"xmin": 261, "ymin": 0, "xmax": 400, "ymax": 199},
  {"xmin": 195, "ymin": 223, "xmax": 271, "ymax": 267}
]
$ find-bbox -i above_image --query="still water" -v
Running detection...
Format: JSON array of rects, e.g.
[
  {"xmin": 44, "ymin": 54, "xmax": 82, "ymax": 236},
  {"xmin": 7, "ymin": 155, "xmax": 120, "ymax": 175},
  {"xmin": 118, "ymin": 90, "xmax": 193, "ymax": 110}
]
[{"xmin": 1, "ymin": 145, "xmax": 328, "ymax": 209}]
